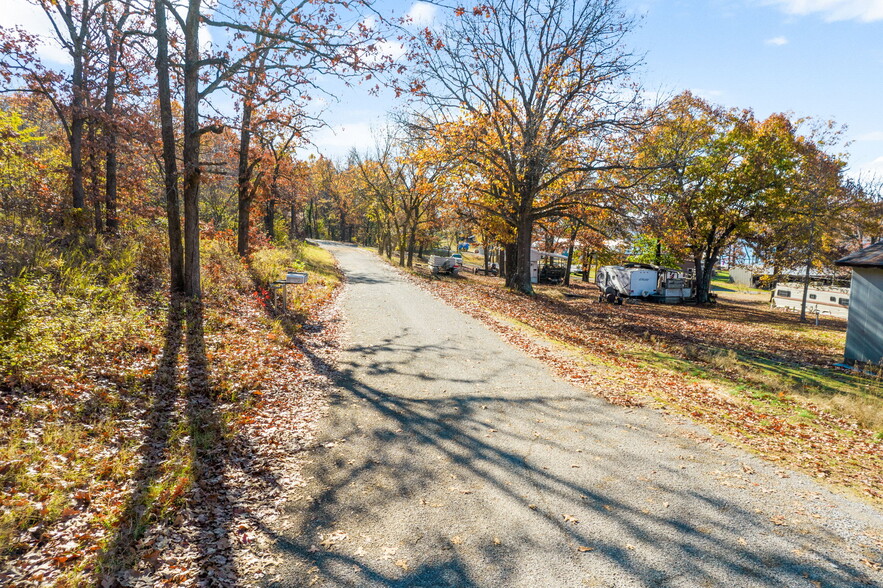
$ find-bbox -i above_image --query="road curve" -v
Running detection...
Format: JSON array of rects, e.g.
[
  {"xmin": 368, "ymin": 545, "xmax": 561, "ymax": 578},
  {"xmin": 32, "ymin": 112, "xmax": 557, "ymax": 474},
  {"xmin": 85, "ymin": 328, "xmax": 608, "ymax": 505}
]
[{"xmin": 268, "ymin": 243, "xmax": 882, "ymax": 588}]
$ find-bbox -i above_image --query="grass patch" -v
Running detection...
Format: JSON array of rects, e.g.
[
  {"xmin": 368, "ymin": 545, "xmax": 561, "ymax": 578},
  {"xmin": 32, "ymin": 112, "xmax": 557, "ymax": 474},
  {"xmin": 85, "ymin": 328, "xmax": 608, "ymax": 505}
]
[{"xmin": 300, "ymin": 241, "xmax": 342, "ymax": 285}]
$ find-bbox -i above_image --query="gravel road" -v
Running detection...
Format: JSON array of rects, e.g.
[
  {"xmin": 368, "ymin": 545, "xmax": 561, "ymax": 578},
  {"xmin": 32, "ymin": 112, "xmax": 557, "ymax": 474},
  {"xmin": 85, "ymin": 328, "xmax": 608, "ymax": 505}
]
[{"xmin": 269, "ymin": 244, "xmax": 882, "ymax": 587}]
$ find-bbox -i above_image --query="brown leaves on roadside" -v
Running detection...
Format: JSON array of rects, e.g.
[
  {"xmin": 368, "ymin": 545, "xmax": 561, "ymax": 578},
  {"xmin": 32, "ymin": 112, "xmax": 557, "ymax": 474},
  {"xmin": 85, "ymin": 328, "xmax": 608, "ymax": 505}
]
[{"xmin": 407, "ymin": 269, "xmax": 883, "ymax": 503}]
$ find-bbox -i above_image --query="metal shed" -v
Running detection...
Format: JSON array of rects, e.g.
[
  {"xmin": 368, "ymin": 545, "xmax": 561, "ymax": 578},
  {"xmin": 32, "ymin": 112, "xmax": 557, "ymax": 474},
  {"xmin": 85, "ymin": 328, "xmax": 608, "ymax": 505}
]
[{"xmin": 835, "ymin": 241, "xmax": 883, "ymax": 366}]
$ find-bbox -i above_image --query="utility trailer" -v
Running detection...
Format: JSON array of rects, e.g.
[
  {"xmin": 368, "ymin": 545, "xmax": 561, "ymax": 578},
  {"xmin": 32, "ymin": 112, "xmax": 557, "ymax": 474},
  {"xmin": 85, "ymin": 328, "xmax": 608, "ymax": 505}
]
[
  {"xmin": 428, "ymin": 255, "xmax": 463, "ymax": 276},
  {"xmin": 596, "ymin": 263, "xmax": 694, "ymax": 304}
]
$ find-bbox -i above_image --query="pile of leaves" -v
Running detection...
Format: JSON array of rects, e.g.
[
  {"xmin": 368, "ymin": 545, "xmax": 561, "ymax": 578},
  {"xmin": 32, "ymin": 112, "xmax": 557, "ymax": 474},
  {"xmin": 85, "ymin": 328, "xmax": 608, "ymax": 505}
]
[
  {"xmin": 0, "ymin": 239, "xmax": 343, "ymax": 586},
  {"xmin": 408, "ymin": 270, "xmax": 883, "ymax": 504}
]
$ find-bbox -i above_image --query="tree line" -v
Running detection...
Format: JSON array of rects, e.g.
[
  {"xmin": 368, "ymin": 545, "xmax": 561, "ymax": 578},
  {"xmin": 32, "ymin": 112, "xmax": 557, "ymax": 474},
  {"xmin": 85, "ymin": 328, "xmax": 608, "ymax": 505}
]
[{"xmin": 2, "ymin": 0, "xmax": 880, "ymax": 304}]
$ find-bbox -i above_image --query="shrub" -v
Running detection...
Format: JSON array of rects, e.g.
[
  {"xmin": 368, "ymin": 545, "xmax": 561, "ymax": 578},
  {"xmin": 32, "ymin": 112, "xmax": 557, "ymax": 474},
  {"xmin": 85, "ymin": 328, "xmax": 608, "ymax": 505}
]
[
  {"xmin": 200, "ymin": 236, "xmax": 253, "ymax": 304},
  {"xmin": 250, "ymin": 245, "xmax": 304, "ymax": 288}
]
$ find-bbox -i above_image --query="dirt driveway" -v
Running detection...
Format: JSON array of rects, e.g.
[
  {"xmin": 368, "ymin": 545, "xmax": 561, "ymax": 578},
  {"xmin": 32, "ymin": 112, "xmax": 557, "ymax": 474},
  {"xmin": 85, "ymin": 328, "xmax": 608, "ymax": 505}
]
[{"xmin": 268, "ymin": 244, "xmax": 882, "ymax": 587}]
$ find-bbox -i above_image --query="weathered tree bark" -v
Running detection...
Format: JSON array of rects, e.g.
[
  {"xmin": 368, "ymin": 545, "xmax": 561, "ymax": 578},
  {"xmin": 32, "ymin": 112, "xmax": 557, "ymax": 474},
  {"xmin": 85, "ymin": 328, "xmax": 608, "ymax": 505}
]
[
  {"xmin": 102, "ymin": 7, "xmax": 122, "ymax": 234},
  {"xmin": 406, "ymin": 221, "xmax": 417, "ymax": 267},
  {"xmin": 512, "ymin": 211, "xmax": 534, "ymax": 294},
  {"xmin": 236, "ymin": 97, "xmax": 255, "ymax": 256},
  {"xmin": 265, "ymin": 198, "xmax": 276, "ymax": 240},
  {"xmin": 564, "ymin": 223, "xmax": 580, "ymax": 287},
  {"xmin": 87, "ymin": 122, "xmax": 102, "ymax": 234},
  {"xmin": 503, "ymin": 241, "xmax": 517, "ymax": 283},
  {"xmin": 181, "ymin": 0, "xmax": 203, "ymax": 298},
  {"xmin": 306, "ymin": 198, "xmax": 315, "ymax": 239},
  {"xmin": 693, "ymin": 250, "xmax": 720, "ymax": 304},
  {"xmin": 583, "ymin": 252, "xmax": 592, "ymax": 282},
  {"xmin": 799, "ymin": 220, "xmax": 816, "ymax": 322},
  {"xmin": 154, "ymin": 0, "xmax": 185, "ymax": 293},
  {"xmin": 70, "ymin": 51, "xmax": 87, "ymax": 211}
]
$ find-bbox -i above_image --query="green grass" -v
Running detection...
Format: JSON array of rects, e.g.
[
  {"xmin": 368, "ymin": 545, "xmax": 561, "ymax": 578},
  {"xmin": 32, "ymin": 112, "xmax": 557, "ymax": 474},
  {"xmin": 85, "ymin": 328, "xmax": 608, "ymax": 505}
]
[{"xmin": 300, "ymin": 241, "xmax": 342, "ymax": 285}]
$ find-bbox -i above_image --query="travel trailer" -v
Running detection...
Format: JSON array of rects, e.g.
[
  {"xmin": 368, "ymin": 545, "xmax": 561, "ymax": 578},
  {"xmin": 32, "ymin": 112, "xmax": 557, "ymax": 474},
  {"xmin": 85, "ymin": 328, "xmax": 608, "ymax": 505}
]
[
  {"xmin": 772, "ymin": 282, "xmax": 850, "ymax": 319},
  {"xmin": 596, "ymin": 263, "xmax": 694, "ymax": 304}
]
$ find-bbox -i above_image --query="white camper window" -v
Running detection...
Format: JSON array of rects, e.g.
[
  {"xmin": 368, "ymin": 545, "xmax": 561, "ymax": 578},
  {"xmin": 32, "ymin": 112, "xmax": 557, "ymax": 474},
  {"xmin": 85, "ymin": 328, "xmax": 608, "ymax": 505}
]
[
  {"xmin": 809, "ymin": 294, "xmax": 816, "ymax": 300},
  {"xmin": 777, "ymin": 289, "xmax": 791, "ymax": 298},
  {"xmin": 839, "ymin": 298, "xmax": 849, "ymax": 307},
  {"xmin": 830, "ymin": 296, "xmax": 837, "ymax": 302}
]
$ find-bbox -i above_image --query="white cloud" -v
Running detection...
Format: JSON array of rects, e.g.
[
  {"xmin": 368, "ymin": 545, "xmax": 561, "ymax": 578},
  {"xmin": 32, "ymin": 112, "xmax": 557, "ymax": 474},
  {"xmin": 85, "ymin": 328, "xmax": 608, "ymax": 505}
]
[
  {"xmin": 765, "ymin": 36, "xmax": 789, "ymax": 45},
  {"xmin": 857, "ymin": 131, "xmax": 883, "ymax": 141},
  {"xmin": 690, "ymin": 88, "xmax": 724, "ymax": 100},
  {"xmin": 406, "ymin": 2, "xmax": 439, "ymax": 27},
  {"xmin": 0, "ymin": 0, "xmax": 70, "ymax": 65},
  {"xmin": 299, "ymin": 121, "xmax": 379, "ymax": 160},
  {"xmin": 858, "ymin": 155, "xmax": 883, "ymax": 176},
  {"xmin": 765, "ymin": 0, "xmax": 883, "ymax": 22}
]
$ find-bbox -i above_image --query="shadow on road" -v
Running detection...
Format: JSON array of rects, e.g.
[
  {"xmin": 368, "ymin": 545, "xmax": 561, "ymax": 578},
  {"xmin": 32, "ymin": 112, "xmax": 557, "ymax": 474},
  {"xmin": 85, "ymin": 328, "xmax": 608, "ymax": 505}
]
[{"xmin": 270, "ymin": 329, "xmax": 873, "ymax": 587}]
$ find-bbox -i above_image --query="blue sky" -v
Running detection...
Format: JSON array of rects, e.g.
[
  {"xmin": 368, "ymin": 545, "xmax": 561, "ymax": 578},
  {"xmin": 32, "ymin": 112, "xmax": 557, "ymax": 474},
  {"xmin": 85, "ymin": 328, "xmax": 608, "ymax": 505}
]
[{"xmin": 3, "ymin": 0, "xmax": 882, "ymax": 177}]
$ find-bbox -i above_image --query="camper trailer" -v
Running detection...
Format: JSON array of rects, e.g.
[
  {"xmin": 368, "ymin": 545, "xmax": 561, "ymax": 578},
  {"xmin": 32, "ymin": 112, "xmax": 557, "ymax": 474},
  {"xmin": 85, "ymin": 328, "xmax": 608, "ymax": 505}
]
[
  {"xmin": 596, "ymin": 263, "xmax": 694, "ymax": 304},
  {"xmin": 772, "ymin": 282, "xmax": 850, "ymax": 318},
  {"xmin": 530, "ymin": 250, "xmax": 569, "ymax": 284}
]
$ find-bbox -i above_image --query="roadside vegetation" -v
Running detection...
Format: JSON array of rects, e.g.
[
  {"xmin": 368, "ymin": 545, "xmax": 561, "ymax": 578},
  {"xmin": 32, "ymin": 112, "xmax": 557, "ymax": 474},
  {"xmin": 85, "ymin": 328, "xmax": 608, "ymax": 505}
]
[
  {"xmin": 0, "ymin": 225, "xmax": 341, "ymax": 585},
  {"xmin": 409, "ymin": 266, "xmax": 883, "ymax": 504}
]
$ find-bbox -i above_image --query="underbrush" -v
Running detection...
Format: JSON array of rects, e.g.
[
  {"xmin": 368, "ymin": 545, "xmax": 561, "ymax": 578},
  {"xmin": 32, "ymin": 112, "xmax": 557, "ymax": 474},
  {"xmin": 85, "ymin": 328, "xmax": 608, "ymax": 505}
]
[{"xmin": 0, "ymin": 223, "xmax": 340, "ymax": 585}]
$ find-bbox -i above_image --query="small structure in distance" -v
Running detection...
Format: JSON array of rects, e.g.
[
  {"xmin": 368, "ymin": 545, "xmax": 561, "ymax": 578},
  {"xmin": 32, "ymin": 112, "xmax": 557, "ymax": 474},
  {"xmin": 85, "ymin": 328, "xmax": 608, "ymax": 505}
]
[{"xmin": 835, "ymin": 242, "xmax": 883, "ymax": 366}]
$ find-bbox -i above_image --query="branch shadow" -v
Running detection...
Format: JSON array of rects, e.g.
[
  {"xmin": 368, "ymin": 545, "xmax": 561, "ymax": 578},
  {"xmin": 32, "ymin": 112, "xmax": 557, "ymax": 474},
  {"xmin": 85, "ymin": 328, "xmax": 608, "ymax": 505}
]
[
  {"xmin": 98, "ymin": 299, "xmax": 285, "ymax": 586},
  {"xmin": 96, "ymin": 297, "xmax": 185, "ymax": 583},
  {"xmin": 267, "ymin": 329, "xmax": 879, "ymax": 587}
]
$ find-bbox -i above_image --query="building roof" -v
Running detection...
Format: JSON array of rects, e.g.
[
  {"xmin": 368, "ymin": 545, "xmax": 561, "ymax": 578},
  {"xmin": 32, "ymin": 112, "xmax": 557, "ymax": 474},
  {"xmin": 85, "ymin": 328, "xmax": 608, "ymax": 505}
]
[{"xmin": 835, "ymin": 241, "xmax": 883, "ymax": 268}]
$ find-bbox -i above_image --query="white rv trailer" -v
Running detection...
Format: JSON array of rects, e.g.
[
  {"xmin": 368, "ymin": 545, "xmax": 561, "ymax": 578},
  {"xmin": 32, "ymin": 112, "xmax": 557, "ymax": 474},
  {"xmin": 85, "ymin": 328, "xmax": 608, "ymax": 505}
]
[
  {"xmin": 772, "ymin": 282, "xmax": 850, "ymax": 318},
  {"xmin": 530, "ymin": 249, "xmax": 569, "ymax": 284},
  {"xmin": 596, "ymin": 263, "xmax": 694, "ymax": 304}
]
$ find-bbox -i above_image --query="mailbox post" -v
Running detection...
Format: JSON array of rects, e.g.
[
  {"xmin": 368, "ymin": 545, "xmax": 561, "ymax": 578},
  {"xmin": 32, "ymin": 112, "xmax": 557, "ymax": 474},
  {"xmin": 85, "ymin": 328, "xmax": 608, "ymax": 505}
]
[{"xmin": 270, "ymin": 270, "xmax": 308, "ymax": 312}]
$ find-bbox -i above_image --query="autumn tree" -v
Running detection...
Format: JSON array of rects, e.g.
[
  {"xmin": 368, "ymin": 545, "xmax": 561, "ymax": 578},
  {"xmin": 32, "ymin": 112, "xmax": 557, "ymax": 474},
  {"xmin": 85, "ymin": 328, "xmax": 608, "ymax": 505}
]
[
  {"xmin": 0, "ymin": 0, "xmax": 115, "ymax": 215},
  {"xmin": 408, "ymin": 0, "xmax": 642, "ymax": 293},
  {"xmin": 149, "ymin": 0, "xmax": 387, "ymax": 297},
  {"xmin": 633, "ymin": 92, "xmax": 834, "ymax": 303}
]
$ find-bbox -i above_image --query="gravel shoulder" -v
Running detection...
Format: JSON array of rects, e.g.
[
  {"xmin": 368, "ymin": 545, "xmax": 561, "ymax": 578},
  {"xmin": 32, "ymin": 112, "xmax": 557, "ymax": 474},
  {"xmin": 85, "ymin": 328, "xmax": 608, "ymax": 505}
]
[{"xmin": 268, "ymin": 244, "xmax": 882, "ymax": 588}]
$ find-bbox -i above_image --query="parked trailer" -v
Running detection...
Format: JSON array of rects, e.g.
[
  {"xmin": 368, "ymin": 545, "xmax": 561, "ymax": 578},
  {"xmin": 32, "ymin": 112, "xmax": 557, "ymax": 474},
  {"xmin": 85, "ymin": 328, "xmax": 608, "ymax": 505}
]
[
  {"xmin": 772, "ymin": 282, "xmax": 850, "ymax": 318},
  {"xmin": 428, "ymin": 255, "xmax": 463, "ymax": 276},
  {"xmin": 596, "ymin": 263, "xmax": 694, "ymax": 304}
]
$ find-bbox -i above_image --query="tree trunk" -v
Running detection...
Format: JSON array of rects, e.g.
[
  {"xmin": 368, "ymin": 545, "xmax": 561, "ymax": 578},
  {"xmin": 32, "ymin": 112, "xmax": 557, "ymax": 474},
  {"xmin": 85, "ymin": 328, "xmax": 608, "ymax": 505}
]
[
  {"xmin": 236, "ymin": 98, "xmax": 254, "ymax": 256},
  {"xmin": 181, "ymin": 0, "xmax": 203, "ymax": 298},
  {"xmin": 503, "ymin": 241, "xmax": 517, "ymax": 282},
  {"xmin": 87, "ymin": 122, "xmax": 103, "ymax": 234},
  {"xmin": 800, "ymin": 260, "xmax": 812, "ymax": 322},
  {"xmin": 154, "ymin": 0, "xmax": 185, "ymax": 293},
  {"xmin": 694, "ymin": 252, "xmax": 719, "ymax": 304},
  {"xmin": 512, "ymin": 214, "xmax": 534, "ymax": 294},
  {"xmin": 799, "ymin": 221, "xmax": 815, "ymax": 322},
  {"xmin": 583, "ymin": 252, "xmax": 593, "ymax": 282},
  {"xmin": 265, "ymin": 198, "xmax": 276, "ymax": 240},
  {"xmin": 406, "ymin": 222, "xmax": 417, "ymax": 267},
  {"xmin": 288, "ymin": 203, "xmax": 297, "ymax": 240},
  {"xmin": 103, "ymin": 21, "xmax": 120, "ymax": 234},
  {"xmin": 70, "ymin": 53, "xmax": 87, "ymax": 210},
  {"xmin": 564, "ymin": 224, "xmax": 579, "ymax": 287}
]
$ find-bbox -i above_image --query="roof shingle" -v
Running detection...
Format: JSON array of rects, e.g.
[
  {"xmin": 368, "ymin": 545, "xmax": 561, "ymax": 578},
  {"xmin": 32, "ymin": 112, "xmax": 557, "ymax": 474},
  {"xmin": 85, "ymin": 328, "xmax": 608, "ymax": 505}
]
[{"xmin": 835, "ymin": 241, "xmax": 883, "ymax": 268}]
